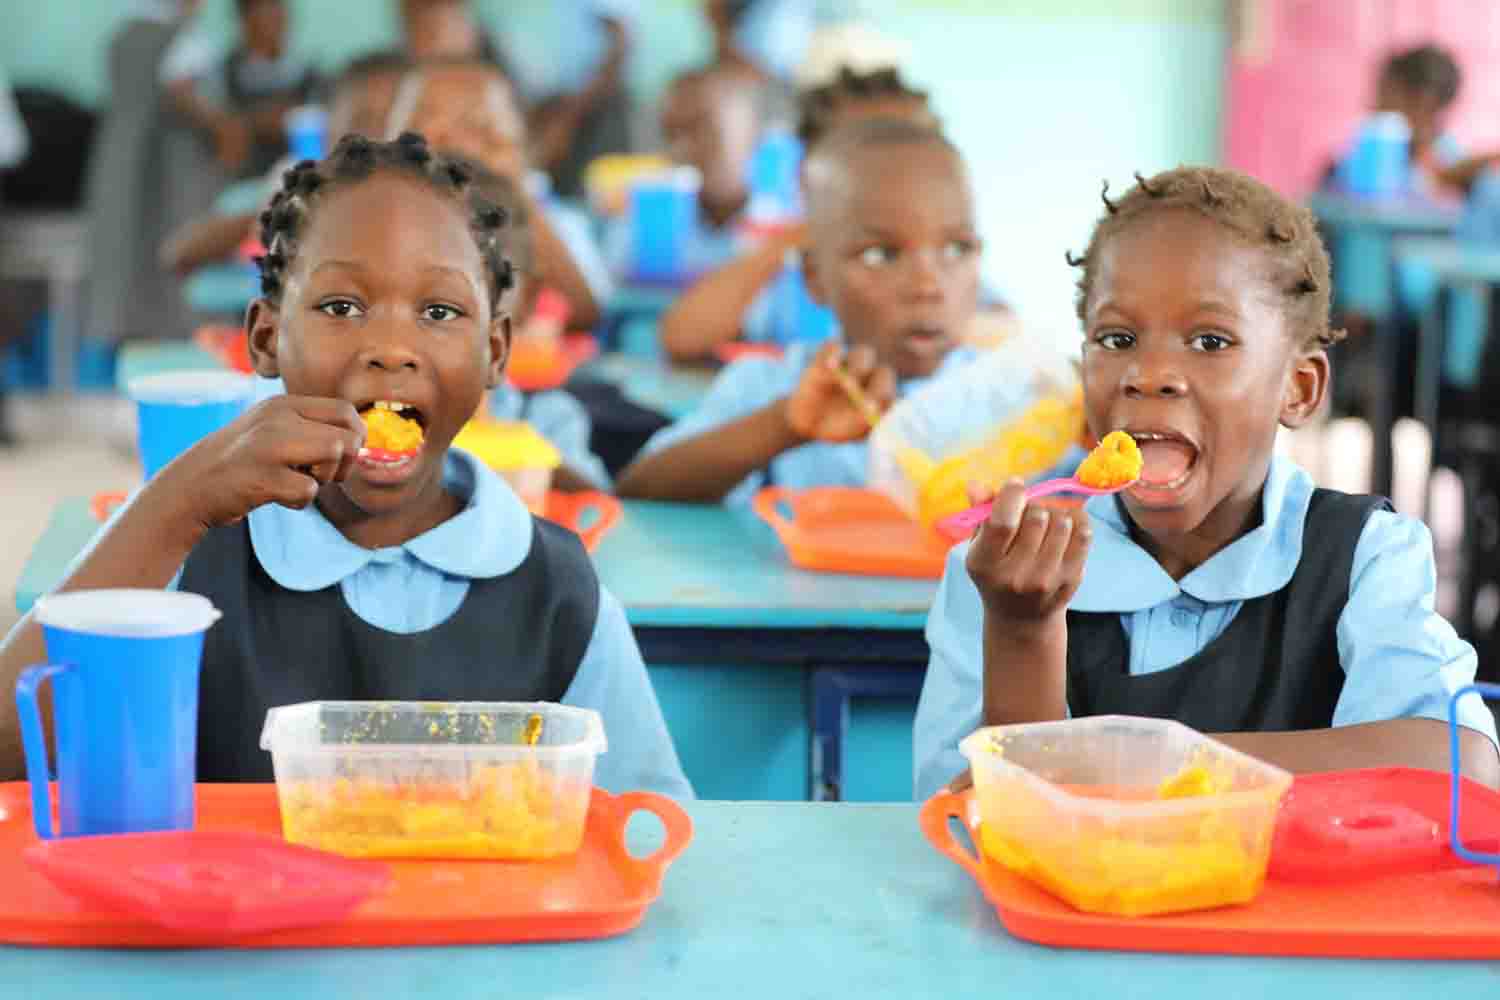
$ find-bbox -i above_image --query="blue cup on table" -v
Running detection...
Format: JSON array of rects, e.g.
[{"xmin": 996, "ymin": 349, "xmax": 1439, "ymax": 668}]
[
  {"xmin": 628, "ymin": 167, "xmax": 700, "ymax": 283},
  {"xmin": 128, "ymin": 371, "xmax": 253, "ymax": 480},
  {"xmin": 285, "ymin": 104, "xmax": 327, "ymax": 162},
  {"xmin": 15, "ymin": 590, "xmax": 221, "ymax": 839}
]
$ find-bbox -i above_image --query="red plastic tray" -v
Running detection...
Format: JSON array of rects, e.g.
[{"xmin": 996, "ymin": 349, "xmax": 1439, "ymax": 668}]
[
  {"xmin": 921, "ymin": 777, "xmax": 1500, "ymax": 959},
  {"xmin": 752, "ymin": 486, "xmax": 953, "ymax": 579},
  {"xmin": 193, "ymin": 324, "xmax": 254, "ymax": 374},
  {"xmin": 546, "ymin": 490, "xmax": 622, "ymax": 552},
  {"xmin": 0, "ymin": 783, "xmax": 691, "ymax": 949}
]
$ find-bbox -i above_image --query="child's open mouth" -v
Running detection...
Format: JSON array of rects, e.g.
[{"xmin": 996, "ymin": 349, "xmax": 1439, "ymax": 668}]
[
  {"xmin": 356, "ymin": 400, "xmax": 428, "ymax": 478},
  {"xmin": 1126, "ymin": 429, "xmax": 1199, "ymax": 498}
]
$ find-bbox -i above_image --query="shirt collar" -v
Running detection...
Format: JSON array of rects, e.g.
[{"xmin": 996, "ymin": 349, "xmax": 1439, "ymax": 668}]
[
  {"xmin": 1070, "ymin": 454, "xmax": 1312, "ymax": 612},
  {"xmin": 248, "ymin": 449, "xmax": 535, "ymax": 591}
]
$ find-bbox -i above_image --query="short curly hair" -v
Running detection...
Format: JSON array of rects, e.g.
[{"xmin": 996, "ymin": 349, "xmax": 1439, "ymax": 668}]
[
  {"xmin": 1068, "ymin": 166, "xmax": 1343, "ymax": 351},
  {"xmin": 256, "ymin": 132, "xmax": 515, "ymax": 309}
]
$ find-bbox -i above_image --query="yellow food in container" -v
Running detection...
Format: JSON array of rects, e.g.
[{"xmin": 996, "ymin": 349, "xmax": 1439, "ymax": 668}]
[
  {"xmin": 451, "ymin": 419, "xmax": 561, "ymax": 516},
  {"xmin": 960, "ymin": 717, "xmax": 1291, "ymax": 918}
]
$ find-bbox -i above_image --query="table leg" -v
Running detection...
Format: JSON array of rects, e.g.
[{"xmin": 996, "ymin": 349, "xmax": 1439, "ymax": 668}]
[{"xmin": 808, "ymin": 666, "xmax": 925, "ymax": 803}]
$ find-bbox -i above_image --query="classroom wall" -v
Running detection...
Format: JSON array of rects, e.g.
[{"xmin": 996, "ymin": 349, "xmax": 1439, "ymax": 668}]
[{"xmin": 1, "ymin": 0, "xmax": 1224, "ymax": 343}]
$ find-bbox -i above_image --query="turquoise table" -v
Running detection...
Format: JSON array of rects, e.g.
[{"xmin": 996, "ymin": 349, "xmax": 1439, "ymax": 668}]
[
  {"xmin": 2, "ymin": 801, "xmax": 1491, "ymax": 998},
  {"xmin": 185, "ymin": 263, "xmax": 259, "ymax": 317},
  {"xmin": 16, "ymin": 499, "xmax": 937, "ymax": 803},
  {"xmin": 114, "ymin": 340, "xmax": 222, "ymax": 394},
  {"xmin": 578, "ymin": 351, "xmax": 714, "ymax": 420}
]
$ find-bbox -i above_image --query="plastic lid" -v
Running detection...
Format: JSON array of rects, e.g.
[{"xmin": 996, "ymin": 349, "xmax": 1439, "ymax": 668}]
[
  {"xmin": 260, "ymin": 701, "xmax": 607, "ymax": 756},
  {"xmin": 35, "ymin": 590, "xmax": 222, "ymax": 638},
  {"xmin": 127, "ymin": 370, "xmax": 254, "ymax": 405}
]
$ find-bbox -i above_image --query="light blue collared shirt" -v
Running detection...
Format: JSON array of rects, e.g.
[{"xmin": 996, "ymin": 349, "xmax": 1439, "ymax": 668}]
[
  {"xmin": 66, "ymin": 450, "xmax": 690, "ymax": 799},
  {"xmin": 913, "ymin": 455, "xmax": 1499, "ymax": 799},
  {"xmin": 641, "ymin": 341, "xmax": 983, "ymax": 507}
]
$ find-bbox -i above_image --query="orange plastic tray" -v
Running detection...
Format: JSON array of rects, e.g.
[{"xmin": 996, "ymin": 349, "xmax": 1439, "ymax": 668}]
[
  {"xmin": 546, "ymin": 490, "xmax": 622, "ymax": 552},
  {"xmin": 921, "ymin": 786, "xmax": 1500, "ymax": 959},
  {"xmin": 507, "ymin": 334, "xmax": 598, "ymax": 392},
  {"xmin": 0, "ymin": 782, "xmax": 691, "ymax": 949},
  {"xmin": 752, "ymin": 486, "xmax": 953, "ymax": 579},
  {"xmin": 193, "ymin": 324, "xmax": 254, "ymax": 374}
]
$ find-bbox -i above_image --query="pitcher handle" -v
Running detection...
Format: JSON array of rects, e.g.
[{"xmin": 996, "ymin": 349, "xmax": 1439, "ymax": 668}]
[{"xmin": 15, "ymin": 664, "xmax": 67, "ymax": 839}]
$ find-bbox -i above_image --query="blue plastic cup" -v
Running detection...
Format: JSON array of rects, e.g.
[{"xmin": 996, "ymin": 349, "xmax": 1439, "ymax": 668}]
[
  {"xmin": 285, "ymin": 104, "xmax": 328, "ymax": 162},
  {"xmin": 128, "ymin": 371, "xmax": 253, "ymax": 480},
  {"xmin": 628, "ymin": 167, "xmax": 700, "ymax": 282},
  {"xmin": 16, "ymin": 590, "xmax": 222, "ymax": 839}
]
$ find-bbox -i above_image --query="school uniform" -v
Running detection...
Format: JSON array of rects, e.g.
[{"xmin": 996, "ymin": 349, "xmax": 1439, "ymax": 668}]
[
  {"xmin": 639, "ymin": 340, "xmax": 980, "ymax": 507},
  {"xmin": 912, "ymin": 455, "xmax": 1500, "ymax": 799},
  {"xmin": 77, "ymin": 450, "xmax": 691, "ymax": 798}
]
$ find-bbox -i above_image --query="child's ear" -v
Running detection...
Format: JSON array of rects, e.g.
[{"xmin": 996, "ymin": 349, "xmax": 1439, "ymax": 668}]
[
  {"xmin": 1280, "ymin": 348, "xmax": 1329, "ymax": 429},
  {"xmin": 245, "ymin": 299, "xmax": 281, "ymax": 378},
  {"xmin": 485, "ymin": 311, "xmax": 511, "ymax": 389}
]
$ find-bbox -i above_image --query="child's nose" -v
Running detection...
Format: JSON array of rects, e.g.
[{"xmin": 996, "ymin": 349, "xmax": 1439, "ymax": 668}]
[
  {"xmin": 902, "ymin": 249, "xmax": 945, "ymax": 300},
  {"xmin": 1122, "ymin": 355, "xmax": 1188, "ymax": 398},
  {"xmin": 360, "ymin": 325, "xmax": 421, "ymax": 373}
]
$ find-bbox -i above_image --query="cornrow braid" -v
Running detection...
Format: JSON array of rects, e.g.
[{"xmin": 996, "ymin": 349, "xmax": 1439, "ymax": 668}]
[
  {"xmin": 796, "ymin": 66, "xmax": 928, "ymax": 149},
  {"xmin": 255, "ymin": 131, "xmax": 516, "ymax": 309},
  {"xmin": 1068, "ymin": 165, "xmax": 1345, "ymax": 350}
]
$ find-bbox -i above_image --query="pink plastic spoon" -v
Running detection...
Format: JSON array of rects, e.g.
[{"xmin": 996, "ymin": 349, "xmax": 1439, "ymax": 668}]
[{"xmin": 936, "ymin": 475, "xmax": 1138, "ymax": 540}]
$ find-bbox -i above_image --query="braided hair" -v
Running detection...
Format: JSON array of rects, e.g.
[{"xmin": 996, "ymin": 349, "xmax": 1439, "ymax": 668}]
[
  {"xmin": 1068, "ymin": 166, "xmax": 1343, "ymax": 351},
  {"xmin": 255, "ymin": 132, "xmax": 515, "ymax": 309},
  {"xmin": 796, "ymin": 66, "xmax": 929, "ymax": 149}
]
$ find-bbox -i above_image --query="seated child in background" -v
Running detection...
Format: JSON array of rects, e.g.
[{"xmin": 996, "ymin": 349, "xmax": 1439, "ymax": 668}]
[
  {"xmin": 605, "ymin": 63, "xmax": 764, "ymax": 281},
  {"xmin": 0, "ymin": 133, "xmax": 690, "ymax": 798},
  {"xmin": 386, "ymin": 55, "xmax": 612, "ymax": 330},
  {"xmin": 657, "ymin": 67, "xmax": 941, "ymax": 364},
  {"xmin": 161, "ymin": 49, "xmax": 411, "ymax": 275},
  {"xmin": 615, "ymin": 119, "xmax": 981, "ymax": 506},
  {"xmin": 913, "ymin": 166, "xmax": 1500, "ymax": 800}
]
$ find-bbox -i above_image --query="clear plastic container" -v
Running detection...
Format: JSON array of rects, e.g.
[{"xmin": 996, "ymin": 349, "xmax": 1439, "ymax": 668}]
[
  {"xmin": 260, "ymin": 702, "xmax": 606, "ymax": 860},
  {"xmin": 960, "ymin": 716, "xmax": 1291, "ymax": 917}
]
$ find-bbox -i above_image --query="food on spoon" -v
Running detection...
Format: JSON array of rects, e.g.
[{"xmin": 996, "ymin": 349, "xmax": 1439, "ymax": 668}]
[{"xmin": 1074, "ymin": 431, "xmax": 1142, "ymax": 490}]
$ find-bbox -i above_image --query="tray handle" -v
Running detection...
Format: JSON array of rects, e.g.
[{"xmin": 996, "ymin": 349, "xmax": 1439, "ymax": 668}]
[
  {"xmin": 90, "ymin": 491, "xmax": 127, "ymax": 523},
  {"xmin": 565, "ymin": 492, "xmax": 622, "ymax": 552},
  {"xmin": 918, "ymin": 790, "xmax": 985, "ymax": 883},
  {"xmin": 608, "ymin": 791, "xmax": 694, "ymax": 880},
  {"xmin": 751, "ymin": 486, "xmax": 795, "ymax": 537}
]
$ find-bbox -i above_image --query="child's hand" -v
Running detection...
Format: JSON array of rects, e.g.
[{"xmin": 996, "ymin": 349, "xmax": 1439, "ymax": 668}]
[
  {"xmin": 162, "ymin": 396, "xmax": 367, "ymax": 530},
  {"xmin": 964, "ymin": 479, "xmax": 1091, "ymax": 627},
  {"xmin": 784, "ymin": 342, "xmax": 896, "ymax": 443}
]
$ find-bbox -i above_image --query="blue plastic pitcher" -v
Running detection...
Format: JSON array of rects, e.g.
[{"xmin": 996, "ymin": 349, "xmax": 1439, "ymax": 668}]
[
  {"xmin": 16, "ymin": 590, "xmax": 221, "ymax": 839},
  {"xmin": 128, "ymin": 371, "xmax": 253, "ymax": 480}
]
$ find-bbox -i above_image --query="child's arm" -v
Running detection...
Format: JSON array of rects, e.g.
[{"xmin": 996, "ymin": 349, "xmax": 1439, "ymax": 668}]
[
  {"xmin": 1216, "ymin": 722, "xmax": 1499, "ymax": 786},
  {"xmin": 0, "ymin": 396, "xmax": 365, "ymax": 780},
  {"xmin": 966, "ymin": 480, "xmax": 1092, "ymax": 726},
  {"xmin": 160, "ymin": 211, "xmax": 257, "ymax": 275},
  {"xmin": 615, "ymin": 341, "xmax": 895, "ymax": 502},
  {"xmin": 659, "ymin": 228, "xmax": 803, "ymax": 363}
]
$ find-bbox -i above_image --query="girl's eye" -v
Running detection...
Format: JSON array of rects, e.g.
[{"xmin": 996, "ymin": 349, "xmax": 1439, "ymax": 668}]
[
  {"xmin": 858, "ymin": 246, "xmax": 897, "ymax": 268},
  {"xmin": 1191, "ymin": 332, "xmax": 1232, "ymax": 352},
  {"xmin": 422, "ymin": 303, "xmax": 462, "ymax": 322},
  {"xmin": 942, "ymin": 239, "xmax": 977, "ymax": 261},
  {"xmin": 317, "ymin": 299, "xmax": 363, "ymax": 319},
  {"xmin": 1095, "ymin": 330, "xmax": 1135, "ymax": 351}
]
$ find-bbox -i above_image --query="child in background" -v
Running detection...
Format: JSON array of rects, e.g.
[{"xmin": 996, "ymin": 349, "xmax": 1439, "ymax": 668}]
[
  {"xmin": 660, "ymin": 64, "xmax": 763, "ymax": 234},
  {"xmin": 616, "ymin": 120, "xmax": 979, "ymax": 505},
  {"xmin": 913, "ymin": 166, "xmax": 1499, "ymax": 800},
  {"xmin": 387, "ymin": 56, "xmax": 612, "ymax": 329},
  {"xmin": 658, "ymin": 66, "xmax": 936, "ymax": 364},
  {"xmin": 0, "ymin": 134, "xmax": 690, "ymax": 798},
  {"xmin": 161, "ymin": 50, "xmax": 411, "ymax": 275}
]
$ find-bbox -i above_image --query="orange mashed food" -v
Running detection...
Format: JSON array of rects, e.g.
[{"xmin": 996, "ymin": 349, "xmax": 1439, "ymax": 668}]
[
  {"xmin": 279, "ymin": 764, "xmax": 588, "ymax": 860},
  {"xmin": 1075, "ymin": 430, "xmax": 1142, "ymax": 489},
  {"xmin": 362, "ymin": 408, "xmax": 424, "ymax": 453},
  {"xmin": 978, "ymin": 764, "xmax": 1261, "ymax": 917}
]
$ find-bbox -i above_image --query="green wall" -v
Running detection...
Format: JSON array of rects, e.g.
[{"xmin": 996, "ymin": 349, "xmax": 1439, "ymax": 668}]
[{"xmin": 1, "ymin": 0, "xmax": 1224, "ymax": 340}]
